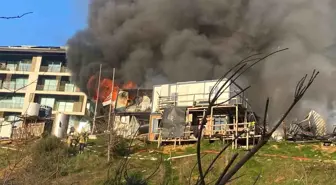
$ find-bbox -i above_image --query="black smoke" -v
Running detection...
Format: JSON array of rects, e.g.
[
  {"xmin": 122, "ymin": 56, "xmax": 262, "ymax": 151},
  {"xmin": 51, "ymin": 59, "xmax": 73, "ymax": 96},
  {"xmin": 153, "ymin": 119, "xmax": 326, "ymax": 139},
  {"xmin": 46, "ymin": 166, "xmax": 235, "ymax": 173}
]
[{"xmin": 67, "ymin": 0, "xmax": 336, "ymax": 131}]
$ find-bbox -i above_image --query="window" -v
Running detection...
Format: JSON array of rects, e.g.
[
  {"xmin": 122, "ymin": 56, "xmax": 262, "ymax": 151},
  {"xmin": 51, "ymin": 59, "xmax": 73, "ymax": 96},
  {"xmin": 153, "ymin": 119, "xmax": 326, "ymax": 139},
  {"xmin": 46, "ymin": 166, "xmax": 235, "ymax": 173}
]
[
  {"xmin": 0, "ymin": 97, "xmax": 11, "ymax": 108},
  {"xmin": 6, "ymin": 115, "xmax": 20, "ymax": 122},
  {"xmin": 57, "ymin": 102, "xmax": 74, "ymax": 112},
  {"xmin": 58, "ymin": 102, "xmax": 65, "ymax": 111},
  {"xmin": 3, "ymin": 81, "xmax": 16, "ymax": 90},
  {"xmin": 0, "ymin": 62, "xmax": 6, "ymax": 70},
  {"xmin": 15, "ymin": 78, "xmax": 28, "ymax": 90},
  {"xmin": 40, "ymin": 97, "xmax": 55, "ymax": 108},
  {"xmin": 65, "ymin": 102, "xmax": 74, "ymax": 112},
  {"xmin": 12, "ymin": 96, "xmax": 24, "ymax": 108},
  {"xmin": 152, "ymin": 119, "xmax": 159, "ymax": 133},
  {"xmin": 6, "ymin": 61, "xmax": 17, "ymax": 71},
  {"xmin": 0, "ymin": 96, "xmax": 23, "ymax": 109},
  {"xmin": 213, "ymin": 116, "xmax": 228, "ymax": 131},
  {"xmin": 44, "ymin": 79, "xmax": 57, "ymax": 91},
  {"xmin": 18, "ymin": 60, "xmax": 31, "ymax": 71},
  {"xmin": 47, "ymin": 61, "xmax": 62, "ymax": 72},
  {"xmin": 65, "ymin": 83, "xmax": 75, "ymax": 92}
]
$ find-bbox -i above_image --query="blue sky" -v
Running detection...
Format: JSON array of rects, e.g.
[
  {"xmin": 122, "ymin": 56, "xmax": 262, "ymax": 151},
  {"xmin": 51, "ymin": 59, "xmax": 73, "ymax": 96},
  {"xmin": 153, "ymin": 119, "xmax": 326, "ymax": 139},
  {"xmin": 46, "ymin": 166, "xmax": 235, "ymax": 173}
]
[{"xmin": 0, "ymin": 0, "xmax": 89, "ymax": 46}]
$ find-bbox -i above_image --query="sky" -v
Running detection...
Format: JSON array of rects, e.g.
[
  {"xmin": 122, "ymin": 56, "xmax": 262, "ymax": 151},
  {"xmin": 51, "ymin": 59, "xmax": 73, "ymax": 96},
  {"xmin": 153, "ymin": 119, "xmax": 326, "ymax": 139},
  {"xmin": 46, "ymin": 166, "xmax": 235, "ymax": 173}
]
[{"xmin": 0, "ymin": 0, "xmax": 89, "ymax": 46}]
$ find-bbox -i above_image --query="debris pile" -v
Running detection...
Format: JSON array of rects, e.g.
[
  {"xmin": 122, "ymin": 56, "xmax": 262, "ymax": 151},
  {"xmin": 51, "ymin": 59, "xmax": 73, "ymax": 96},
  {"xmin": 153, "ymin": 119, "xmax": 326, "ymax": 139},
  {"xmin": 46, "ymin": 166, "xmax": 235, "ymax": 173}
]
[{"xmin": 287, "ymin": 110, "xmax": 336, "ymax": 141}]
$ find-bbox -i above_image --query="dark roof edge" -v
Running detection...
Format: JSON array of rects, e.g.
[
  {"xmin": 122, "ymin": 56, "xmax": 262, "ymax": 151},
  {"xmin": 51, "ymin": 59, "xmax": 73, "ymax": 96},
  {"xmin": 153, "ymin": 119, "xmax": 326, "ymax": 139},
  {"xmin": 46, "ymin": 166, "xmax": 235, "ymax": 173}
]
[{"xmin": 0, "ymin": 46, "xmax": 67, "ymax": 54}]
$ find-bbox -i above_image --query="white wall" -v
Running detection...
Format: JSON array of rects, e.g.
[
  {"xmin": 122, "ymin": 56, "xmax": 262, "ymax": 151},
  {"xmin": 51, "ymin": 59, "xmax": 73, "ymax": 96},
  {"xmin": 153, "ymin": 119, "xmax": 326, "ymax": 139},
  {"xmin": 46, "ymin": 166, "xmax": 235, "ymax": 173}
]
[
  {"xmin": 0, "ymin": 121, "xmax": 12, "ymax": 138},
  {"xmin": 151, "ymin": 79, "xmax": 240, "ymax": 112}
]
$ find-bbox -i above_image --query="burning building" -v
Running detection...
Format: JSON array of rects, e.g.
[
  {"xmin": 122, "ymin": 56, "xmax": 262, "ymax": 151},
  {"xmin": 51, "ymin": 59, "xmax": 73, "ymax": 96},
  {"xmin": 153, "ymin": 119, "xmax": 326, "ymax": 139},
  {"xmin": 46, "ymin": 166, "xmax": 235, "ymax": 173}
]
[
  {"xmin": 87, "ymin": 74, "xmax": 152, "ymax": 138},
  {"xmin": 67, "ymin": 0, "xmax": 336, "ymax": 131}
]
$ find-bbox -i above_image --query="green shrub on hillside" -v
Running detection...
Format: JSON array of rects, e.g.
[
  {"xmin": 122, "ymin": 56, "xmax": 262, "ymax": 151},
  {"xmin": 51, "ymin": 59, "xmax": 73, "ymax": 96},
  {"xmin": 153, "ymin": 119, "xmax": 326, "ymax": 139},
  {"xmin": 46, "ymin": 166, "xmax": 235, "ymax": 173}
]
[{"xmin": 28, "ymin": 136, "xmax": 70, "ymax": 179}]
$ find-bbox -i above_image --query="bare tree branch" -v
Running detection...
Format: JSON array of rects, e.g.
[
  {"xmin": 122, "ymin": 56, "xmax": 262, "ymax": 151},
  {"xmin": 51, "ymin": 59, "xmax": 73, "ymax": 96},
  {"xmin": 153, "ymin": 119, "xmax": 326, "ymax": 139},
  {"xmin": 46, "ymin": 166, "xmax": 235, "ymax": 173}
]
[
  {"xmin": 216, "ymin": 70, "xmax": 319, "ymax": 184},
  {"xmin": 0, "ymin": 12, "xmax": 33, "ymax": 19},
  {"xmin": 252, "ymin": 170, "xmax": 262, "ymax": 185},
  {"xmin": 214, "ymin": 153, "xmax": 239, "ymax": 185},
  {"xmin": 262, "ymin": 98, "xmax": 270, "ymax": 137},
  {"xmin": 197, "ymin": 49, "xmax": 289, "ymax": 185}
]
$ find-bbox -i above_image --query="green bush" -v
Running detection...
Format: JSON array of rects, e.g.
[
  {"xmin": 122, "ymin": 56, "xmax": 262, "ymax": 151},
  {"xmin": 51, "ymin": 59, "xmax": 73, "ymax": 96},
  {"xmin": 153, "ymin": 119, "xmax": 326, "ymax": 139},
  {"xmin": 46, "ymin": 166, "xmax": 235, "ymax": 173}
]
[
  {"xmin": 32, "ymin": 136, "xmax": 65, "ymax": 154},
  {"xmin": 28, "ymin": 136, "xmax": 70, "ymax": 178},
  {"xmin": 103, "ymin": 172, "xmax": 147, "ymax": 185},
  {"xmin": 125, "ymin": 172, "xmax": 147, "ymax": 185},
  {"xmin": 112, "ymin": 137, "xmax": 132, "ymax": 157}
]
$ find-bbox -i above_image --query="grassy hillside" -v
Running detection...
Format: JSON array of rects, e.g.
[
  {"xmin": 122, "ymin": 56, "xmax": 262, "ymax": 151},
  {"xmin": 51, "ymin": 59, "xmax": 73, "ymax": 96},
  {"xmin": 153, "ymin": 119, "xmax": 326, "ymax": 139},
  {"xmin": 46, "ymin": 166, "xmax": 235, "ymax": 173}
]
[{"xmin": 0, "ymin": 136, "xmax": 336, "ymax": 185}]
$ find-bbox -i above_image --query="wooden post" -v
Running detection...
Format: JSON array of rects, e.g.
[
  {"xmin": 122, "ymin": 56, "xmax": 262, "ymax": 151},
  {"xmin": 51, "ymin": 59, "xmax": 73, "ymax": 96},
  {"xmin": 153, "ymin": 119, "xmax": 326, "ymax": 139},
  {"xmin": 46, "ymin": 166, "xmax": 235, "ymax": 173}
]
[
  {"xmin": 157, "ymin": 129, "xmax": 162, "ymax": 148},
  {"xmin": 245, "ymin": 109, "xmax": 248, "ymax": 149},
  {"xmin": 282, "ymin": 121, "xmax": 287, "ymax": 140},
  {"xmin": 107, "ymin": 68, "xmax": 115, "ymax": 162},
  {"xmin": 246, "ymin": 127, "xmax": 249, "ymax": 149},
  {"xmin": 235, "ymin": 104, "xmax": 239, "ymax": 149},
  {"xmin": 210, "ymin": 106, "xmax": 214, "ymax": 137},
  {"xmin": 91, "ymin": 64, "xmax": 102, "ymax": 135}
]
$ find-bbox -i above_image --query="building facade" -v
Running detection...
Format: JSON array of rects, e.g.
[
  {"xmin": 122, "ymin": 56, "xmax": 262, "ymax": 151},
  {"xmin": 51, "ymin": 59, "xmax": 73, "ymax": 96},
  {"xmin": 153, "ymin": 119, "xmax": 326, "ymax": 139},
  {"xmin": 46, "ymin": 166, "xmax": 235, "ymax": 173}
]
[{"xmin": 0, "ymin": 46, "xmax": 88, "ymax": 128}]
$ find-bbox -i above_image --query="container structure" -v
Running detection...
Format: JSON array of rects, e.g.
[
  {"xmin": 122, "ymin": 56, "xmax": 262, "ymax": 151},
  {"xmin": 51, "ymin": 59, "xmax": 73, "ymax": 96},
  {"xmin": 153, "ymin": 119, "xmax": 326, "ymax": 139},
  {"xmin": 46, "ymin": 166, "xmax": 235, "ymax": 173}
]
[
  {"xmin": 52, "ymin": 113, "xmax": 69, "ymax": 138},
  {"xmin": 151, "ymin": 79, "xmax": 242, "ymax": 113},
  {"xmin": 149, "ymin": 79, "xmax": 260, "ymax": 149}
]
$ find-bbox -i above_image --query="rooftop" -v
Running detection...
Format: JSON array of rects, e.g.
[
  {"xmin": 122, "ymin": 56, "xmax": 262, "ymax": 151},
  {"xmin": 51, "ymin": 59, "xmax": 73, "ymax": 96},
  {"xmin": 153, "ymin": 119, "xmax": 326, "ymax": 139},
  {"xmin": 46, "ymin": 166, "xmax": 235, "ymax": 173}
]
[{"xmin": 0, "ymin": 45, "xmax": 67, "ymax": 54}]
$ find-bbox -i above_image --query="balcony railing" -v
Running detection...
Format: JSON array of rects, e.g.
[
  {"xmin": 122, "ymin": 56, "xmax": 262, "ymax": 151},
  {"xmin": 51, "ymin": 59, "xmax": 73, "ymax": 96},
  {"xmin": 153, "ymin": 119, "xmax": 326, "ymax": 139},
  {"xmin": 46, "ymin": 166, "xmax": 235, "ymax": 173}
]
[
  {"xmin": 53, "ymin": 102, "xmax": 83, "ymax": 113},
  {"xmin": 39, "ymin": 66, "xmax": 70, "ymax": 73},
  {"xmin": 0, "ymin": 65, "xmax": 31, "ymax": 71},
  {"xmin": 36, "ymin": 84, "xmax": 81, "ymax": 92},
  {"xmin": 0, "ymin": 102, "xmax": 23, "ymax": 109},
  {"xmin": 0, "ymin": 60, "xmax": 32, "ymax": 71},
  {"xmin": 2, "ymin": 82, "xmax": 27, "ymax": 91},
  {"xmin": 157, "ymin": 91, "xmax": 246, "ymax": 110}
]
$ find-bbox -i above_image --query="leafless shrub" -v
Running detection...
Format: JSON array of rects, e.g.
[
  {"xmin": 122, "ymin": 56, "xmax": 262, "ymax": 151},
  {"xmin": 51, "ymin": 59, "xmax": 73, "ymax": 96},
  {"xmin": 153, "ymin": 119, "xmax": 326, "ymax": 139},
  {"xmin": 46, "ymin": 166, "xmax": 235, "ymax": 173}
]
[{"xmin": 194, "ymin": 48, "xmax": 319, "ymax": 185}]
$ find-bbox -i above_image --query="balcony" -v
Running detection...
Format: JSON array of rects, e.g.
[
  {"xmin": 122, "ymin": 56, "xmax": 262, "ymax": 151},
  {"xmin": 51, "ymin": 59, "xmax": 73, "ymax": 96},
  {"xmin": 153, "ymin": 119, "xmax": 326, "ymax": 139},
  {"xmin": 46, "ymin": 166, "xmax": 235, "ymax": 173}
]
[
  {"xmin": 0, "ymin": 102, "xmax": 23, "ymax": 109},
  {"xmin": 53, "ymin": 101, "xmax": 83, "ymax": 114},
  {"xmin": 0, "ymin": 63, "xmax": 32, "ymax": 72},
  {"xmin": 36, "ymin": 83, "xmax": 81, "ymax": 93},
  {"xmin": 39, "ymin": 66, "xmax": 70, "ymax": 73},
  {"xmin": 2, "ymin": 81, "xmax": 27, "ymax": 91}
]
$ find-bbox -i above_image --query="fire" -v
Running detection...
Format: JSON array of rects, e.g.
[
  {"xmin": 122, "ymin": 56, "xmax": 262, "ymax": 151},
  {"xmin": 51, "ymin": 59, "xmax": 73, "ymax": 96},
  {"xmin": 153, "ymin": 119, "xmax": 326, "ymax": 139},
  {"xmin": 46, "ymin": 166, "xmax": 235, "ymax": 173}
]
[
  {"xmin": 122, "ymin": 81, "xmax": 137, "ymax": 89},
  {"xmin": 87, "ymin": 75, "xmax": 137, "ymax": 103}
]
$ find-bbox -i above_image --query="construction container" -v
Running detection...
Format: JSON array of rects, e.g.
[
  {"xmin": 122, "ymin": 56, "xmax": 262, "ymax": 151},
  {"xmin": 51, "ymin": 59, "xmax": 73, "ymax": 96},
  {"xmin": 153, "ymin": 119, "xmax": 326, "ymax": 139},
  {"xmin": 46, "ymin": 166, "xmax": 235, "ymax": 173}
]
[{"xmin": 151, "ymin": 79, "xmax": 244, "ymax": 113}]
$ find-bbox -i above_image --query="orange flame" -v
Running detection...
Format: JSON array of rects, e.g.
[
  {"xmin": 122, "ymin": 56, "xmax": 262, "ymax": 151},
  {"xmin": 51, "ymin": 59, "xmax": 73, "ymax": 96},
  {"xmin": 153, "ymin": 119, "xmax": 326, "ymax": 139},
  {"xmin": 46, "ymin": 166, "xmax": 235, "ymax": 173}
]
[
  {"xmin": 122, "ymin": 81, "xmax": 137, "ymax": 89},
  {"xmin": 87, "ymin": 75, "xmax": 137, "ymax": 103}
]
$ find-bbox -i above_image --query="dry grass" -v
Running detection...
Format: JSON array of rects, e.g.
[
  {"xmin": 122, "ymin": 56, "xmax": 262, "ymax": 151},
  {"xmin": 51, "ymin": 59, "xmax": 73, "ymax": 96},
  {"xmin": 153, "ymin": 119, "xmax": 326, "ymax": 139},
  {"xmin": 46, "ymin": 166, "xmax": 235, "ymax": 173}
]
[{"xmin": 1, "ymin": 137, "xmax": 336, "ymax": 185}]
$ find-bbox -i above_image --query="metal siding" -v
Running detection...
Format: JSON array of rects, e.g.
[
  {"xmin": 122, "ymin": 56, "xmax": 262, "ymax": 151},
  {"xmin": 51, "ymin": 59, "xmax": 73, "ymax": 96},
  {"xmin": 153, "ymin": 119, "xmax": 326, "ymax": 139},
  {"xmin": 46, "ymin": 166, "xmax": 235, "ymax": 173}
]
[
  {"xmin": 160, "ymin": 84, "xmax": 169, "ymax": 96},
  {"xmin": 176, "ymin": 84, "xmax": 189, "ymax": 106},
  {"xmin": 169, "ymin": 84, "xmax": 177, "ymax": 95},
  {"xmin": 151, "ymin": 78, "xmax": 236, "ymax": 111}
]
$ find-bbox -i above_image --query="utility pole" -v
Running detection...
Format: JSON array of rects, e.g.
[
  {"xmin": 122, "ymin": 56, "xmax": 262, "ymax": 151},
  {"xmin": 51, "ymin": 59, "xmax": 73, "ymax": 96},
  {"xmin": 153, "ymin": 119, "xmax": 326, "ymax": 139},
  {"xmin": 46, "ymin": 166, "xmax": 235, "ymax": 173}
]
[
  {"xmin": 107, "ymin": 68, "xmax": 115, "ymax": 162},
  {"xmin": 91, "ymin": 64, "xmax": 102, "ymax": 135}
]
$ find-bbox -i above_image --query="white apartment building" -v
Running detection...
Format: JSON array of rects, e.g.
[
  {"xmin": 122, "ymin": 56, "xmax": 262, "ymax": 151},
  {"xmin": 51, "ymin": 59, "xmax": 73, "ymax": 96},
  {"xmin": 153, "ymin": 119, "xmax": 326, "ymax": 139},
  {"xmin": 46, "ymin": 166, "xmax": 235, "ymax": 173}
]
[{"xmin": 0, "ymin": 46, "xmax": 88, "ymax": 126}]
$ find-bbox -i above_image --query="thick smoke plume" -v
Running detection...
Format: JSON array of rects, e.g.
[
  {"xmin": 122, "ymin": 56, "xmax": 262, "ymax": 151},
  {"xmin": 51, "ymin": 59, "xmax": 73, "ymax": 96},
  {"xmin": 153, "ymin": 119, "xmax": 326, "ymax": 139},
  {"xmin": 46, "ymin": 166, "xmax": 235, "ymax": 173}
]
[{"xmin": 67, "ymin": 0, "xmax": 336, "ymax": 131}]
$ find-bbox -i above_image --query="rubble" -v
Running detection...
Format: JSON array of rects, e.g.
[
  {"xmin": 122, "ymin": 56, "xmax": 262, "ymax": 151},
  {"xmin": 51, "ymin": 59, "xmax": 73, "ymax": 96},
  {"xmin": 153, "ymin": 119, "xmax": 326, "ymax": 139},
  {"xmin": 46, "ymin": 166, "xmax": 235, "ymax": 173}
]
[{"xmin": 287, "ymin": 110, "xmax": 336, "ymax": 142}]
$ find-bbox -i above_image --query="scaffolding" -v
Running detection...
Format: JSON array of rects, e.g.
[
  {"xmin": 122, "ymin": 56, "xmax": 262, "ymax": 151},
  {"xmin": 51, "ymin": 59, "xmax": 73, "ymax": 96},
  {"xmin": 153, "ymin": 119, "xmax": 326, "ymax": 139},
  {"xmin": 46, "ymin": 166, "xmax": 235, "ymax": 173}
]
[{"xmin": 149, "ymin": 91, "xmax": 261, "ymax": 149}]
